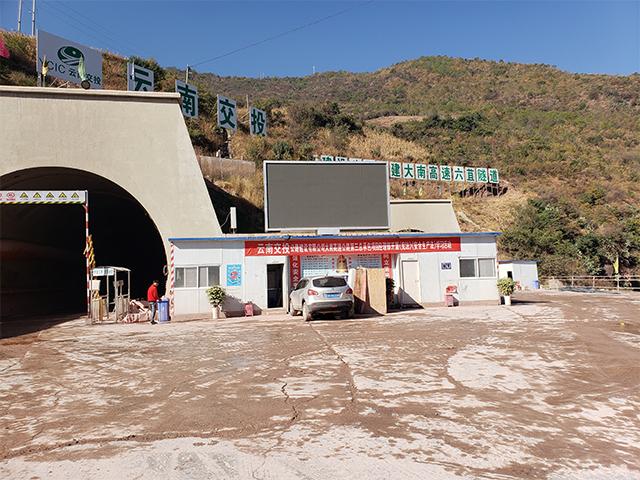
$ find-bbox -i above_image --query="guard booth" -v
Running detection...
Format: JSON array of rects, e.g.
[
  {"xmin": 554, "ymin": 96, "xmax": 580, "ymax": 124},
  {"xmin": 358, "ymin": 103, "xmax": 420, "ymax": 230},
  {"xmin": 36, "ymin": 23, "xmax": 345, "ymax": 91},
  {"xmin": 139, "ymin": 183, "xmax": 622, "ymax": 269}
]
[
  {"xmin": 90, "ymin": 266, "xmax": 131, "ymax": 323},
  {"xmin": 498, "ymin": 260, "xmax": 539, "ymax": 290}
]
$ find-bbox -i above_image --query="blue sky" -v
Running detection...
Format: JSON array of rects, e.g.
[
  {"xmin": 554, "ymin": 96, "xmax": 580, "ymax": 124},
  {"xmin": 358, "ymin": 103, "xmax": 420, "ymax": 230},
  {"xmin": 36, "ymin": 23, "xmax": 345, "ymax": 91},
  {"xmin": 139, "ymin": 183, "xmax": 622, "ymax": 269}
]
[{"xmin": 1, "ymin": 1, "xmax": 638, "ymax": 76}]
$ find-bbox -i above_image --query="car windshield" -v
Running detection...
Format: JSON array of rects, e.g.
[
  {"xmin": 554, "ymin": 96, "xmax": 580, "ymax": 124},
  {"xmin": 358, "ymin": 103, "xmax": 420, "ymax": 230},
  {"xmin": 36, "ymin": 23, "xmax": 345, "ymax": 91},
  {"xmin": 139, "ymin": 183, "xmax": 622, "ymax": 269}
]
[{"xmin": 313, "ymin": 277, "xmax": 347, "ymax": 288}]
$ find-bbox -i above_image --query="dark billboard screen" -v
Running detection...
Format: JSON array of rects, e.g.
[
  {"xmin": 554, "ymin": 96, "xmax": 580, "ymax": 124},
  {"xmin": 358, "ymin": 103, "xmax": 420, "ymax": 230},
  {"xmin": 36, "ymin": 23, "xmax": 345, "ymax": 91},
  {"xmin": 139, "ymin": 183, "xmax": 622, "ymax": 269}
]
[{"xmin": 264, "ymin": 161, "xmax": 389, "ymax": 231}]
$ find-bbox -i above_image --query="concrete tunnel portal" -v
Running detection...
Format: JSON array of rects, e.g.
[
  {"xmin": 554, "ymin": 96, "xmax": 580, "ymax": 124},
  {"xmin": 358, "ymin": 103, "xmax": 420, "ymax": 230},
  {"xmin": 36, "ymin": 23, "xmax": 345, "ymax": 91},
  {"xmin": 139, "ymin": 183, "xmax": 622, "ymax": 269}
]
[
  {"xmin": 0, "ymin": 167, "xmax": 166, "ymax": 318},
  {"xmin": 0, "ymin": 86, "xmax": 223, "ymax": 321}
]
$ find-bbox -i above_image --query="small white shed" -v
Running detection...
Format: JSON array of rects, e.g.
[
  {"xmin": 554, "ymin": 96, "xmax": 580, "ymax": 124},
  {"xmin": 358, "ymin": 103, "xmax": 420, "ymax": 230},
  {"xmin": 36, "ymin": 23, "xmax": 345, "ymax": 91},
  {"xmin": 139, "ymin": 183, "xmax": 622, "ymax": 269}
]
[{"xmin": 498, "ymin": 260, "xmax": 539, "ymax": 290}]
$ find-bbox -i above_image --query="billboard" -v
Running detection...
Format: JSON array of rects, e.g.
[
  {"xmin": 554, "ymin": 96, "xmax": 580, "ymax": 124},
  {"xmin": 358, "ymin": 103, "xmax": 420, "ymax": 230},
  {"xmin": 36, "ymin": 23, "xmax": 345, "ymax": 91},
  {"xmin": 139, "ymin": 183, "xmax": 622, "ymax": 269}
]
[
  {"xmin": 37, "ymin": 30, "xmax": 103, "ymax": 89},
  {"xmin": 263, "ymin": 161, "xmax": 389, "ymax": 231},
  {"xmin": 127, "ymin": 62, "xmax": 154, "ymax": 92}
]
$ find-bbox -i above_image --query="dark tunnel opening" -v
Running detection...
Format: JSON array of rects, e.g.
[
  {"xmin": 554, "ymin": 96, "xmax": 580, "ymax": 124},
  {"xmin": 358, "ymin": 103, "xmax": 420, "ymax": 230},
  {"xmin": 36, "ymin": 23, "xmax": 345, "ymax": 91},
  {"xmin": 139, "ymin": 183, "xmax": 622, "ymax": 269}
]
[{"xmin": 0, "ymin": 167, "xmax": 166, "ymax": 323}]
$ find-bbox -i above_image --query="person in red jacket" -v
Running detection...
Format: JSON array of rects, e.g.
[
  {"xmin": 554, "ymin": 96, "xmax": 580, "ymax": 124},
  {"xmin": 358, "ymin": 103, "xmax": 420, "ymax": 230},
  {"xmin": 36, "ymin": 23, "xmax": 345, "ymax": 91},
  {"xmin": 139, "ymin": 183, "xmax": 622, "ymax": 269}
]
[{"xmin": 147, "ymin": 280, "xmax": 160, "ymax": 324}]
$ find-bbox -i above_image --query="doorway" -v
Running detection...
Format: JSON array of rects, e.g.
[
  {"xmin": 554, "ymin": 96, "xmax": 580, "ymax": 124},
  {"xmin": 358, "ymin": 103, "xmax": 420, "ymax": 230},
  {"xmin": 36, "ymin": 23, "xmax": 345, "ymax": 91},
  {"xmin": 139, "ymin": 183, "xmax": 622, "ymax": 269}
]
[
  {"xmin": 267, "ymin": 264, "xmax": 284, "ymax": 308},
  {"xmin": 401, "ymin": 260, "xmax": 421, "ymax": 306}
]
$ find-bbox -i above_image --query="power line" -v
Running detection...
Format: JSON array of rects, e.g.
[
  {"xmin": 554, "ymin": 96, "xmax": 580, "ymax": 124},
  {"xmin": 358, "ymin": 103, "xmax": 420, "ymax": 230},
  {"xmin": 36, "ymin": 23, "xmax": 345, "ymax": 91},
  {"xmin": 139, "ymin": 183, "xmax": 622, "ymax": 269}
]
[
  {"xmin": 40, "ymin": 1, "xmax": 138, "ymax": 57},
  {"xmin": 190, "ymin": 0, "xmax": 374, "ymax": 69},
  {"xmin": 40, "ymin": 2, "xmax": 125, "ymax": 54},
  {"xmin": 51, "ymin": 1, "xmax": 147, "ymax": 57}
]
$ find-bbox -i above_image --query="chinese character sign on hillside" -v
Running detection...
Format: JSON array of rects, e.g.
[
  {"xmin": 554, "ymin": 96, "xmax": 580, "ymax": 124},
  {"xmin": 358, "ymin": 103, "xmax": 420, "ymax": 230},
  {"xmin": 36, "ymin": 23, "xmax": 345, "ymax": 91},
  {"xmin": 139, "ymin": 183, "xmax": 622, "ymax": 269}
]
[
  {"xmin": 127, "ymin": 63, "xmax": 154, "ymax": 92},
  {"xmin": 315, "ymin": 156, "xmax": 500, "ymax": 184},
  {"xmin": 175, "ymin": 80, "xmax": 198, "ymax": 118},
  {"xmin": 217, "ymin": 95, "xmax": 237, "ymax": 131},
  {"xmin": 390, "ymin": 162, "xmax": 401, "ymax": 178},
  {"xmin": 250, "ymin": 107, "xmax": 267, "ymax": 136},
  {"xmin": 465, "ymin": 167, "xmax": 476, "ymax": 183},
  {"xmin": 402, "ymin": 163, "xmax": 415, "ymax": 179},
  {"xmin": 387, "ymin": 163, "xmax": 499, "ymax": 183},
  {"xmin": 440, "ymin": 165, "xmax": 452, "ymax": 181},
  {"xmin": 428, "ymin": 164, "xmax": 439, "ymax": 181}
]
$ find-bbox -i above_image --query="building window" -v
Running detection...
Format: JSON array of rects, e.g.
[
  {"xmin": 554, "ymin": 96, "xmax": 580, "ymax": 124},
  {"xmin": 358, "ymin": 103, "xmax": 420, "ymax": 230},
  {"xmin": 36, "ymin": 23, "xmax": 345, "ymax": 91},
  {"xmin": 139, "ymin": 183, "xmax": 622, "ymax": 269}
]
[
  {"xmin": 175, "ymin": 266, "xmax": 220, "ymax": 288},
  {"xmin": 198, "ymin": 266, "xmax": 220, "ymax": 287},
  {"xmin": 175, "ymin": 267, "xmax": 197, "ymax": 288},
  {"xmin": 478, "ymin": 258, "xmax": 496, "ymax": 277},
  {"xmin": 460, "ymin": 259, "xmax": 477, "ymax": 278},
  {"xmin": 459, "ymin": 258, "xmax": 496, "ymax": 278}
]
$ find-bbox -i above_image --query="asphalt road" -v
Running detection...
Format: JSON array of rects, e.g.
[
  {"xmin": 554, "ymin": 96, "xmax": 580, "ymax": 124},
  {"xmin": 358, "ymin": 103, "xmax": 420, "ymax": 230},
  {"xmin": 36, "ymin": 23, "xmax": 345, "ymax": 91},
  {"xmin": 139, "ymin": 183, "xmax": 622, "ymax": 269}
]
[{"xmin": 1, "ymin": 291, "xmax": 639, "ymax": 479}]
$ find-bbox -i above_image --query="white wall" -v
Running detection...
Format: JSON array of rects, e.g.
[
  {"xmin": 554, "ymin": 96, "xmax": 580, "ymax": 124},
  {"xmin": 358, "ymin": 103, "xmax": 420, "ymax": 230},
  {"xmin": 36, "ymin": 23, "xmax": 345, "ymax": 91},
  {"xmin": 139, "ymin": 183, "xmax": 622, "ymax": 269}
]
[
  {"xmin": 172, "ymin": 240, "xmax": 288, "ymax": 315},
  {"xmin": 399, "ymin": 235, "xmax": 499, "ymax": 304},
  {"xmin": 499, "ymin": 262, "xmax": 539, "ymax": 290},
  {"xmin": 244, "ymin": 255, "xmax": 288, "ymax": 311},
  {"xmin": 173, "ymin": 235, "xmax": 501, "ymax": 315},
  {"xmin": 0, "ymin": 87, "xmax": 221, "ymax": 241}
]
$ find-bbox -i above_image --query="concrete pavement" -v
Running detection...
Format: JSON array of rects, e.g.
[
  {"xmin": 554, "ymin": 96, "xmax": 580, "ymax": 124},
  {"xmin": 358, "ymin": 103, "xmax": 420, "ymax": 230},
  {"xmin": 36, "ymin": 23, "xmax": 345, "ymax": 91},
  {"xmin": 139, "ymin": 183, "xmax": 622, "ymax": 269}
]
[{"xmin": 1, "ymin": 291, "xmax": 639, "ymax": 479}]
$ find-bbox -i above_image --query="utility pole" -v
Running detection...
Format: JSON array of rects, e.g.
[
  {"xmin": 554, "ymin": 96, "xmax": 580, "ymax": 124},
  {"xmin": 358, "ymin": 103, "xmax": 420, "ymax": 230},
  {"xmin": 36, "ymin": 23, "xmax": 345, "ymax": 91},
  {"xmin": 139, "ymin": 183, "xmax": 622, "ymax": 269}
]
[
  {"xmin": 185, "ymin": 65, "xmax": 190, "ymax": 83},
  {"xmin": 31, "ymin": 0, "xmax": 36, "ymax": 36},
  {"xmin": 17, "ymin": 0, "xmax": 23, "ymax": 32}
]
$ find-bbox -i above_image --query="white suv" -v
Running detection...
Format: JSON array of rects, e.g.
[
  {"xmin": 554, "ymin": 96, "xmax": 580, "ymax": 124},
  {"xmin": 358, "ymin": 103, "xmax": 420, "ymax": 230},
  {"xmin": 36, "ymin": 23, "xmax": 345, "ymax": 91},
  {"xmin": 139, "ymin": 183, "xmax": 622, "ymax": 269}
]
[{"xmin": 289, "ymin": 275, "xmax": 355, "ymax": 321}]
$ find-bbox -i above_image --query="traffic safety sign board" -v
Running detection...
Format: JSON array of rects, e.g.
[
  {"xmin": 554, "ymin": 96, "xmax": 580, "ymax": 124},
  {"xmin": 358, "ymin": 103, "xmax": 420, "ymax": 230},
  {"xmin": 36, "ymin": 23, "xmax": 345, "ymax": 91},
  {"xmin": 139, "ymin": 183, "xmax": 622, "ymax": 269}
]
[{"xmin": 0, "ymin": 190, "xmax": 87, "ymax": 204}]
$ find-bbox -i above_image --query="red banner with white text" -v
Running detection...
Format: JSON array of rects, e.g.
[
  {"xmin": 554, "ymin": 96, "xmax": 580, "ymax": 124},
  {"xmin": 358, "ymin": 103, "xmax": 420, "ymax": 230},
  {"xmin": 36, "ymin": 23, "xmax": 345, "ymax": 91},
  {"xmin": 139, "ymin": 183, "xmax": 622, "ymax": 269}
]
[
  {"xmin": 245, "ymin": 236, "xmax": 460, "ymax": 257},
  {"xmin": 290, "ymin": 255, "xmax": 301, "ymax": 287}
]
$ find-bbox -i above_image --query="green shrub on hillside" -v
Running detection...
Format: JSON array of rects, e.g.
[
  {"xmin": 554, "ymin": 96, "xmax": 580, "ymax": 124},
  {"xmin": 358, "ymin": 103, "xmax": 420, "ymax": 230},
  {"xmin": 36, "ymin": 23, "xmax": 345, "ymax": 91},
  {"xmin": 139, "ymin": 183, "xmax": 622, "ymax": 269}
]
[
  {"xmin": 289, "ymin": 102, "xmax": 362, "ymax": 142},
  {"xmin": 501, "ymin": 199, "xmax": 640, "ymax": 276},
  {"xmin": 390, "ymin": 112, "xmax": 491, "ymax": 142},
  {"xmin": 272, "ymin": 141, "xmax": 294, "ymax": 160}
]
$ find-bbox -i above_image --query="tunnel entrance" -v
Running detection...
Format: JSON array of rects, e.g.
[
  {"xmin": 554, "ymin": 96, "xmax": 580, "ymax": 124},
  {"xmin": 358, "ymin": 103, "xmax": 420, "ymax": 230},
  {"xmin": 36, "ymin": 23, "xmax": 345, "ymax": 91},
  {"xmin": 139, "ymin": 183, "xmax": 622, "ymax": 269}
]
[{"xmin": 1, "ymin": 167, "xmax": 166, "ymax": 320}]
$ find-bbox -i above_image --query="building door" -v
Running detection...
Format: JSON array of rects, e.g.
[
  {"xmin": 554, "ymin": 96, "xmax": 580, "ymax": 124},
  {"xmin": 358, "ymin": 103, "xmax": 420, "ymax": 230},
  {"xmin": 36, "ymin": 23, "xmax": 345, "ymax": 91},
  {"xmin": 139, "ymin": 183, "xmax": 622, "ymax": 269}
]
[
  {"xmin": 401, "ymin": 260, "xmax": 421, "ymax": 306},
  {"xmin": 267, "ymin": 264, "xmax": 284, "ymax": 308}
]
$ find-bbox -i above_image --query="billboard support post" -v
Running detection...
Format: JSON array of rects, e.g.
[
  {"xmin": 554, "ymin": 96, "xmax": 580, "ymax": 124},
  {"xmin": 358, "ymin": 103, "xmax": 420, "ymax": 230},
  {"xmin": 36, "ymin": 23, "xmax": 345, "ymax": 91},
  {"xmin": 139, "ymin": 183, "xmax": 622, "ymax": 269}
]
[
  {"xmin": 17, "ymin": 0, "xmax": 23, "ymax": 32},
  {"xmin": 31, "ymin": 0, "xmax": 36, "ymax": 36}
]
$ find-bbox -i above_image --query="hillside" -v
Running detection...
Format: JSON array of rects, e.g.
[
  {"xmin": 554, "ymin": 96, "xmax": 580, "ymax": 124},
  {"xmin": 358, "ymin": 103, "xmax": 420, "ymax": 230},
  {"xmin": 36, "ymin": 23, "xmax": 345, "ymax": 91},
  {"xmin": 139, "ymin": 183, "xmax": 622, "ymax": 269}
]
[{"xmin": 2, "ymin": 30, "xmax": 639, "ymax": 276}]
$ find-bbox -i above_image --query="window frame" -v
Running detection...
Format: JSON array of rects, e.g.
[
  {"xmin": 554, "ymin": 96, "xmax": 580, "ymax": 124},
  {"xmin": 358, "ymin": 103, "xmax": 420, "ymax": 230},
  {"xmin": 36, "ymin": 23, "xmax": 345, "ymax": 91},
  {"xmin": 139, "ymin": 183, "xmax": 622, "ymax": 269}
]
[
  {"xmin": 174, "ymin": 264, "xmax": 221, "ymax": 289},
  {"xmin": 458, "ymin": 257, "xmax": 497, "ymax": 279},
  {"xmin": 459, "ymin": 258, "xmax": 478, "ymax": 278},
  {"xmin": 477, "ymin": 258, "xmax": 496, "ymax": 278}
]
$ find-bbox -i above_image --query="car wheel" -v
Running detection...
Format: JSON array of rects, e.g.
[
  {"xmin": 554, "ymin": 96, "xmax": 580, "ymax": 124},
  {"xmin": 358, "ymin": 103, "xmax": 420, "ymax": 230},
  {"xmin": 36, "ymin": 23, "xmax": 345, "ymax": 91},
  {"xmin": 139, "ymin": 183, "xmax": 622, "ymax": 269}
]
[
  {"xmin": 302, "ymin": 303, "xmax": 312, "ymax": 322},
  {"xmin": 348, "ymin": 305, "xmax": 355, "ymax": 318},
  {"xmin": 288, "ymin": 302, "xmax": 298, "ymax": 316}
]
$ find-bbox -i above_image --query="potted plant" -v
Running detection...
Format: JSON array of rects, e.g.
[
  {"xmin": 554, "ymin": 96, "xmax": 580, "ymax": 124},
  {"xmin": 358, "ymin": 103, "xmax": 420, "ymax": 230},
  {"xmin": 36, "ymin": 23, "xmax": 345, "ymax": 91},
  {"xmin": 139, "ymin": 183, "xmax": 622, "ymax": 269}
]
[
  {"xmin": 497, "ymin": 278, "xmax": 516, "ymax": 306},
  {"xmin": 206, "ymin": 285, "xmax": 226, "ymax": 319}
]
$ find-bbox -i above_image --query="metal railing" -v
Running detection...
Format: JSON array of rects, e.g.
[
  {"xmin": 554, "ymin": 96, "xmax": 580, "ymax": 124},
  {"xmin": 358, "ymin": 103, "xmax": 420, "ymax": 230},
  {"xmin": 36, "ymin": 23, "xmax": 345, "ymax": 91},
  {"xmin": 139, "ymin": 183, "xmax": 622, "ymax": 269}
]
[{"xmin": 540, "ymin": 276, "xmax": 640, "ymax": 292}]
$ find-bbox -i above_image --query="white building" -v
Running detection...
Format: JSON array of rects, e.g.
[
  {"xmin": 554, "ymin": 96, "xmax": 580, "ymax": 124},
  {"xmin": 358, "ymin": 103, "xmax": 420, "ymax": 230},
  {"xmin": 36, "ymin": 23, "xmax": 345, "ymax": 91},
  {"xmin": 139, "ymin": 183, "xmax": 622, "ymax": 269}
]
[
  {"xmin": 170, "ymin": 200, "xmax": 502, "ymax": 315},
  {"xmin": 498, "ymin": 260, "xmax": 539, "ymax": 290}
]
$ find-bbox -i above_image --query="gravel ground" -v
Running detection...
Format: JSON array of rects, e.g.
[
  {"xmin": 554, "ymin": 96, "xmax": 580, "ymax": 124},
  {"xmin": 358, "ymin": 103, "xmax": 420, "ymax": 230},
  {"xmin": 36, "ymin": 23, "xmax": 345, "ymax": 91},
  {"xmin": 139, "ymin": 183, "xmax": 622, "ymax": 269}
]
[{"xmin": 1, "ymin": 290, "xmax": 639, "ymax": 479}]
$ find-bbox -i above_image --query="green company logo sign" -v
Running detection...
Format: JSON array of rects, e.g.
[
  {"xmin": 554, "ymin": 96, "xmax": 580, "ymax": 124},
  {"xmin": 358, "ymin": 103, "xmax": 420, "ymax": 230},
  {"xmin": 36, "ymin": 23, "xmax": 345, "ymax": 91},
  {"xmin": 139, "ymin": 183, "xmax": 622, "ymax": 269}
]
[{"xmin": 57, "ymin": 46, "xmax": 84, "ymax": 67}]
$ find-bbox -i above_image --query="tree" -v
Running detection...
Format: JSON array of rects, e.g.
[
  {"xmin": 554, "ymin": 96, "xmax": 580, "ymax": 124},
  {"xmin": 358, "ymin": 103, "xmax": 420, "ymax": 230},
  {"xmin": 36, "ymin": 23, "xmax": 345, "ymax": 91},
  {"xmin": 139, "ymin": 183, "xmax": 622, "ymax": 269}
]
[{"xmin": 500, "ymin": 199, "xmax": 583, "ymax": 276}]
